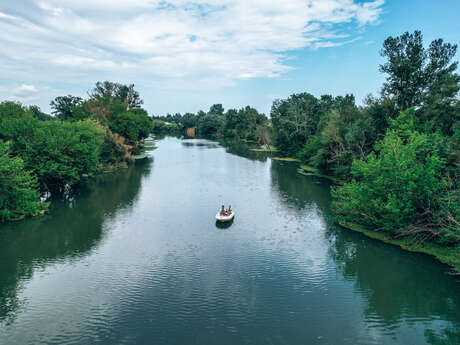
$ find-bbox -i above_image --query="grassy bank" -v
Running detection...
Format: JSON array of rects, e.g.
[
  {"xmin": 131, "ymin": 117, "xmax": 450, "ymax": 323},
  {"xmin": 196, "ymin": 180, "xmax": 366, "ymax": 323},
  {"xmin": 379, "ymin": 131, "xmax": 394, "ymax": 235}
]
[{"xmin": 340, "ymin": 222, "xmax": 460, "ymax": 275}]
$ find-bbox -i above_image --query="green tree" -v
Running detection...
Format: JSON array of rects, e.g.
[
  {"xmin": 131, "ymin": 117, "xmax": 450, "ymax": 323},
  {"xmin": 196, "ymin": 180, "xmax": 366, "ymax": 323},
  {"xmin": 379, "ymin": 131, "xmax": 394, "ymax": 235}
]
[
  {"xmin": 0, "ymin": 141, "xmax": 45, "ymax": 222},
  {"xmin": 0, "ymin": 101, "xmax": 29, "ymax": 120},
  {"xmin": 271, "ymin": 93, "xmax": 325, "ymax": 155},
  {"xmin": 109, "ymin": 110, "xmax": 152, "ymax": 142},
  {"xmin": 198, "ymin": 113, "xmax": 223, "ymax": 136},
  {"xmin": 29, "ymin": 106, "xmax": 52, "ymax": 121},
  {"xmin": 182, "ymin": 113, "xmax": 197, "ymax": 129},
  {"xmin": 380, "ymin": 30, "xmax": 458, "ymax": 118},
  {"xmin": 50, "ymin": 95, "xmax": 83, "ymax": 121},
  {"xmin": 3, "ymin": 118, "xmax": 105, "ymax": 193},
  {"xmin": 332, "ymin": 109, "xmax": 459, "ymax": 243},
  {"xmin": 90, "ymin": 81, "xmax": 143, "ymax": 109},
  {"xmin": 208, "ymin": 104, "xmax": 224, "ymax": 116}
]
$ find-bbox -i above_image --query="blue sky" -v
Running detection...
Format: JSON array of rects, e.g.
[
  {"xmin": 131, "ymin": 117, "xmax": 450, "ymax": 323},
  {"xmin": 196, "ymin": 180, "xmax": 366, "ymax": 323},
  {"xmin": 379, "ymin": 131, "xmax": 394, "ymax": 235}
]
[{"xmin": 0, "ymin": 0, "xmax": 459, "ymax": 116}]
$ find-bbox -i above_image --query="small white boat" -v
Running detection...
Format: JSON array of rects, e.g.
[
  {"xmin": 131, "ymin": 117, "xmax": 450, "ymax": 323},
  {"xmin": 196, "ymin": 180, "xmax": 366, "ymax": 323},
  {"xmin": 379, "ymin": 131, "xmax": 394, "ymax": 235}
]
[{"xmin": 216, "ymin": 211, "xmax": 235, "ymax": 222}]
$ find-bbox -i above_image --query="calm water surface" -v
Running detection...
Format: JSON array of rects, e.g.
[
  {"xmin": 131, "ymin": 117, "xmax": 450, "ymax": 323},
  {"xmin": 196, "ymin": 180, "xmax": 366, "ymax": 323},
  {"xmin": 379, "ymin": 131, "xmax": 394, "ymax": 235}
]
[{"xmin": 0, "ymin": 137, "xmax": 459, "ymax": 345}]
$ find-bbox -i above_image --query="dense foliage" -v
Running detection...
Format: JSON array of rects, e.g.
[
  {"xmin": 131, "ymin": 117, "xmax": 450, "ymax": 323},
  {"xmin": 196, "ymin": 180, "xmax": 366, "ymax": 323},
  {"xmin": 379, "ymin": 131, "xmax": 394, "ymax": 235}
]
[
  {"xmin": 332, "ymin": 109, "xmax": 459, "ymax": 244},
  {"xmin": 0, "ymin": 141, "xmax": 45, "ymax": 222},
  {"xmin": 152, "ymin": 104, "xmax": 270, "ymax": 145},
  {"xmin": 271, "ymin": 31, "xmax": 459, "ymax": 247},
  {"xmin": 0, "ymin": 82, "xmax": 152, "ymax": 222}
]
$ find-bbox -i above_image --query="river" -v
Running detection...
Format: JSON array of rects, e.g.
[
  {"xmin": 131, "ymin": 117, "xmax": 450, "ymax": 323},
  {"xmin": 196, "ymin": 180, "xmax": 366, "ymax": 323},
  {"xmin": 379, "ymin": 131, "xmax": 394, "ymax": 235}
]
[{"xmin": 0, "ymin": 136, "xmax": 459, "ymax": 345}]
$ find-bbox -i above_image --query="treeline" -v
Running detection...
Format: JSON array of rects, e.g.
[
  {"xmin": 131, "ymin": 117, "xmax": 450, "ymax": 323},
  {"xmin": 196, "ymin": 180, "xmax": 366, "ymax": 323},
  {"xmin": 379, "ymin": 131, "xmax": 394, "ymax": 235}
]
[
  {"xmin": 272, "ymin": 31, "xmax": 459, "ymax": 247},
  {"xmin": 0, "ymin": 81, "xmax": 152, "ymax": 222},
  {"xmin": 152, "ymin": 104, "xmax": 272, "ymax": 146}
]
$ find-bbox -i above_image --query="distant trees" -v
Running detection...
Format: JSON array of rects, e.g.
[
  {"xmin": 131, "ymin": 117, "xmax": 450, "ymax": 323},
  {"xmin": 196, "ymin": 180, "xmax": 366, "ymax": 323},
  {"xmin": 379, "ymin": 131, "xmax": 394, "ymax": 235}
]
[
  {"xmin": 152, "ymin": 104, "xmax": 269, "ymax": 141},
  {"xmin": 271, "ymin": 93, "xmax": 373, "ymax": 176}
]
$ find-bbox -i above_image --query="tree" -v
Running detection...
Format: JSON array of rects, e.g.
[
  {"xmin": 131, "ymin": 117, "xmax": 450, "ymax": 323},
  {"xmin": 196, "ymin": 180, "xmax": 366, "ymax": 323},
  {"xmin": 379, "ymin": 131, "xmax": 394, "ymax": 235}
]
[
  {"xmin": 4, "ymin": 118, "xmax": 105, "ymax": 193},
  {"xmin": 0, "ymin": 101, "xmax": 29, "ymax": 120},
  {"xmin": 256, "ymin": 124, "xmax": 273, "ymax": 149},
  {"xmin": 332, "ymin": 109, "xmax": 459, "ymax": 244},
  {"xmin": 271, "ymin": 93, "xmax": 326, "ymax": 155},
  {"xmin": 90, "ymin": 81, "xmax": 143, "ymax": 109},
  {"xmin": 50, "ymin": 95, "xmax": 83, "ymax": 121},
  {"xmin": 29, "ymin": 106, "xmax": 52, "ymax": 121},
  {"xmin": 198, "ymin": 114, "xmax": 223, "ymax": 136},
  {"xmin": 362, "ymin": 95, "xmax": 398, "ymax": 139},
  {"xmin": 380, "ymin": 30, "xmax": 458, "ymax": 118},
  {"xmin": 0, "ymin": 141, "xmax": 45, "ymax": 222},
  {"xmin": 109, "ymin": 111, "xmax": 152, "ymax": 142},
  {"xmin": 380, "ymin": 31, "xmax": 426, "ymax": 110},
  {"xmin": 208, "ymin": 104, "xmax": 224, "ymax": 116},
  {"xmin": 182, "ymin": 113, "xmax": 197, "ymax": 129}
]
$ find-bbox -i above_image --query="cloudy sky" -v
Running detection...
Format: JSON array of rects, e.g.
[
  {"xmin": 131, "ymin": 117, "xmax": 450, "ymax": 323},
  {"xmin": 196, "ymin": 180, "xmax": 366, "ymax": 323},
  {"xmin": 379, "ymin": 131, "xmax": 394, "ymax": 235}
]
[{"xmin": 0, "ymin": 0, "xmax": 459, "ymax": 115}]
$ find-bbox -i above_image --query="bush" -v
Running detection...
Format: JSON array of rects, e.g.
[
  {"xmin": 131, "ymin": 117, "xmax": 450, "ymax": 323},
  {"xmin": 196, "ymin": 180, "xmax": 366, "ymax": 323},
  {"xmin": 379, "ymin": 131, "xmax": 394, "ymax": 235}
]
[{"xmin": 332, "ymin": 110, "xmax": 458, "ymax": 243}]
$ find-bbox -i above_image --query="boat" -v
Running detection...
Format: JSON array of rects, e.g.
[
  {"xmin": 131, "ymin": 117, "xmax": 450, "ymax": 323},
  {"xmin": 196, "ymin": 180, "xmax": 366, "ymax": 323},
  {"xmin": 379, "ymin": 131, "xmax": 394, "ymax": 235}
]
[{"xmin": 215, "ymin": 211, "xmax": 235, "ymax": 222}]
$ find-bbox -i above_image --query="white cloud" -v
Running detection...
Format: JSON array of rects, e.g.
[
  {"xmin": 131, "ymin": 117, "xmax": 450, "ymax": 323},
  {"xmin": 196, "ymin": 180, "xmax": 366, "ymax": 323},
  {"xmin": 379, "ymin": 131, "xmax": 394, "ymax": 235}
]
[
  {"xmin": 12, "ymin": 84, "xmax": 39, "ymax": 98},
  {"xmin": 0, "ymin": 0, "xmax": 384, "ymax": 109}
]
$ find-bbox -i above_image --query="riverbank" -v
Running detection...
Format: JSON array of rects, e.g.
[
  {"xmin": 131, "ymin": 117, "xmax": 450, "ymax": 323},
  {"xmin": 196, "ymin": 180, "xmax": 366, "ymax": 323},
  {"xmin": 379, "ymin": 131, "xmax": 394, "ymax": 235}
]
[
  {"xmin": 270, "ymin": 156, "xmax": 460, "ymax": 275},
  {"xmin": 340, "ymin": 221, "xmax": 460, "ymax": 275}
]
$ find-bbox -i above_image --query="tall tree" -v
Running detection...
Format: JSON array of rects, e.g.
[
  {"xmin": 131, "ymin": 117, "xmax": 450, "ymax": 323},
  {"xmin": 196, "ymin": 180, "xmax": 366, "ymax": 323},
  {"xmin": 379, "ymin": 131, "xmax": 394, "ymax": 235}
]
[
  {"xmin": 90, "ymin": 81, "xmax": 143, "ymax": 109},
  {"xmin": 380, "ymin": 30, "xmax": 458, "ymax": 115},
  {"xmin": 208, "ymin": 104, "xmax": 224, "ymax": 116},
  {"xmin": 50, "ymin": 95, "xmax": 83, "ymax": 121}
]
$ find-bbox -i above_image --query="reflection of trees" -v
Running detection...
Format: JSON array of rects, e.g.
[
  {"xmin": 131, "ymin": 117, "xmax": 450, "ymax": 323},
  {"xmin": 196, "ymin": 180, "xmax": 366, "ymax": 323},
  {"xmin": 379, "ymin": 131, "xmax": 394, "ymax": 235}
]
[
  {"xmin": 220, "ymin": 139, "xmax": 269, "ymax": 162},
  {"xmin": 425, "ymin": 326, "xmax": 460, "ymax": 345},
  {"xmin": 181, "ymin": 140, "xmax": 219, "ymax": 149},
  {"xmin": 270, "ymin": 159, "xmax": 332, "ymax": 213},
  {"xmin": 179, "ymin": 137, "xmax": 269, "ymax": 162},
  {"xmin": 270, "ymin": 159, "xmax": 460, "ymax": 344},
  {"xmin": 0, "ymin": 159, "xmax": 152, "ymax": 324},
  {"xmin": 327, "ymin": 225, "xmax": 460, "ymax": 343}
]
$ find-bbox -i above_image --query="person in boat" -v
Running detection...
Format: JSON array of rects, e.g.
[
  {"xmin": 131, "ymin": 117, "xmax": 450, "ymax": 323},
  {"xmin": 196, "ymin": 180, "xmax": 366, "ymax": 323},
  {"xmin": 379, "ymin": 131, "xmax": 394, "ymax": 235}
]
[
  {"xmin": 227, "ymin": 205, "xmax": 232, "ymax": 215},
  {"xmin": 220, "ymin": 205, "xmax": 226, "ymax": 216}
]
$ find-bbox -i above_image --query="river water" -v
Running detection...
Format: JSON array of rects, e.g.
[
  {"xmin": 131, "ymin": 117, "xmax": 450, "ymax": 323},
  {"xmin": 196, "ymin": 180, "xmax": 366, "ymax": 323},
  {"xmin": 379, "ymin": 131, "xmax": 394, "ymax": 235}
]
[{"xmin": 0, "ymin": 137, "xmax": 459, "ymax": 345}]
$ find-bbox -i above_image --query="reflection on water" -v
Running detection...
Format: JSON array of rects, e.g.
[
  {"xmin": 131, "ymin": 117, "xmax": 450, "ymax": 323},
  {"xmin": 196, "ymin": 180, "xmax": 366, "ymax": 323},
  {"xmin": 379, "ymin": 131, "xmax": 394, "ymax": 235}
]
[
  {"xmin": 182, "ymin": 140, "xmax": 220, "ymax": 149},
  {"xmin": 270, "ymin": 157, "xmax": 460, "ymax": 344},
  {"xmin": 220, "ymin": 138, "xmax": 269, "ymax": 162},
  {"xmin": 327, "ymin": 224, "xmax": 460, "ymax": 344},
  {"xmin": 0, "ymin": 137, "xmax": 459, "ymax": 345},
  {"xmin": 0, "ymin": 159, "xmax": 152, "ymax": 324}
]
